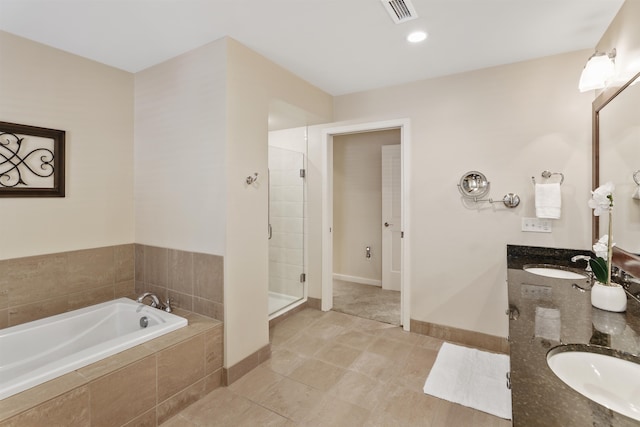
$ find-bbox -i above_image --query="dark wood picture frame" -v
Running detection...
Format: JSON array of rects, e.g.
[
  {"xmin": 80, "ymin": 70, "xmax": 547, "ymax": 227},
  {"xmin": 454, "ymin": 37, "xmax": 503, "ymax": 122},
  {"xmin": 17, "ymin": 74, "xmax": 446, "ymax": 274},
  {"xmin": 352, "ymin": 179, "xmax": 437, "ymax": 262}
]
[{"xmin": 0, "ymin": 121, "xmax": 65, "ymax": 197}]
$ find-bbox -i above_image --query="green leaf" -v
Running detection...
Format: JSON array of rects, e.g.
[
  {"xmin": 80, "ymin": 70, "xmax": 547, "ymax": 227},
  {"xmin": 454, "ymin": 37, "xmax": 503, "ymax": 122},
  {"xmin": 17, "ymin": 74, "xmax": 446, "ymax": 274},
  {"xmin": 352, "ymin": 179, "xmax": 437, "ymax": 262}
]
[{"xmin": 589, "ymin": 257, "xmax": 608, "ymax": 283}]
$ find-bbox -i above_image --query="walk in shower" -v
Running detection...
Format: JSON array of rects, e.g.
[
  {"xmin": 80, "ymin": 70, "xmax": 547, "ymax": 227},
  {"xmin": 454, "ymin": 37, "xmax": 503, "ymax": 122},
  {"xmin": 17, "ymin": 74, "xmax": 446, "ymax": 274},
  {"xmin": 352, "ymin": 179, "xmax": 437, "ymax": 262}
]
[{"xmin": 268, "ymin": 130, "xmax": 307, "ymax": 319}]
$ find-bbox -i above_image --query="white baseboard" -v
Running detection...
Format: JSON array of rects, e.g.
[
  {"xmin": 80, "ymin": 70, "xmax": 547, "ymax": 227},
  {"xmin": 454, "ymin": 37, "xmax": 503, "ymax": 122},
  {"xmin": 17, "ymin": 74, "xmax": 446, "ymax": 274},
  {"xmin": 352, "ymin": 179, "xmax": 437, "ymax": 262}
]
[{"xmin": 333, "ymin": 273, "xmax": 381, "ymax": 287}]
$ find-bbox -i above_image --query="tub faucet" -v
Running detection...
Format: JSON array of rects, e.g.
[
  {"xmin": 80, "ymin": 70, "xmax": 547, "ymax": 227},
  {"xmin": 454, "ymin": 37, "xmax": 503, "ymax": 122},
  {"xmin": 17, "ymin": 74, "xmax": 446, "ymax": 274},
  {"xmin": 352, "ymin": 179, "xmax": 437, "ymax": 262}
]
[
  {"xmin": 137, "ymin": 292, "xmax": 160, "ymax": 308},
  {"xmin": 136, "ymin": 292, "xmax": 173, "ymax": 313}
]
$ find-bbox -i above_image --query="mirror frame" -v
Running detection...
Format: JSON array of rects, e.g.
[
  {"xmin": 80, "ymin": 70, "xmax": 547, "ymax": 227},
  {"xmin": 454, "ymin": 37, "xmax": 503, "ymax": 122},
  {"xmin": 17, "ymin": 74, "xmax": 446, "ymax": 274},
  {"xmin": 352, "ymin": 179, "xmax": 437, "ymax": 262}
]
[
  {"xmin": 592, "ymin": 70, "xmax": 640, "ymax": 242},
  {"xmin": 593, "ymin": 70, "xmax": 640, "ymax": 275}
]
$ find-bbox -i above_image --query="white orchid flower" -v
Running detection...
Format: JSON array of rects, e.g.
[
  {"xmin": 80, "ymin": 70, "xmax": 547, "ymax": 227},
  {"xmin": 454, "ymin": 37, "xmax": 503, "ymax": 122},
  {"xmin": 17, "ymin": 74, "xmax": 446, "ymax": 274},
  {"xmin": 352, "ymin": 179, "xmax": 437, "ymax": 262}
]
[
  {"xmin": 593, "ymin": 235, "xmax": 614, "ymax": 259},
  {"xmin": 588, "ymin": 181, "xmax": 615, "ymax": 216}
]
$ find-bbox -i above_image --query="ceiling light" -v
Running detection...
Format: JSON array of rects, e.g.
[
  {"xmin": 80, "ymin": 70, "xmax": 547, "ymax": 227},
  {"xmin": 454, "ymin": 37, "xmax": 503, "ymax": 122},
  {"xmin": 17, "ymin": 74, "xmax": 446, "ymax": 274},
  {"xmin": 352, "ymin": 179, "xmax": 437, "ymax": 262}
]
[
  {"xmin": 407, "ymin": 31, "xmax": 427, "ymax": 43},
  {"xmin": 579, "ymin": 49, "xmax": 616, "ymax": 92}
]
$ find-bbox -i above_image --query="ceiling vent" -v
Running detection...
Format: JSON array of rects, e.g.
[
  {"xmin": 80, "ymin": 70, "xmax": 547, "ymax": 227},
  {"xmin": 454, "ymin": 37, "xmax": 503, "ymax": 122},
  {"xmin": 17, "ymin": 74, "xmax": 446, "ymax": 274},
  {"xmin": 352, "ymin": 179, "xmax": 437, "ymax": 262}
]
[{"xmin": 381, "ymin": 0, "xmax": 418, "ymax": 24}]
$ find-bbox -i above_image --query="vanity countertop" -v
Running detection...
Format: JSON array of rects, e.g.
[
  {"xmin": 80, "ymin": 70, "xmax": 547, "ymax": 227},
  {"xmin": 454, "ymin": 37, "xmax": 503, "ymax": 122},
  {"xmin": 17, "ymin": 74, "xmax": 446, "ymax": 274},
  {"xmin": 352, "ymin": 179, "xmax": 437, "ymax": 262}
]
[{"xmin": 507, "ymin": 245, "xmax": 640, "ymax": 427}]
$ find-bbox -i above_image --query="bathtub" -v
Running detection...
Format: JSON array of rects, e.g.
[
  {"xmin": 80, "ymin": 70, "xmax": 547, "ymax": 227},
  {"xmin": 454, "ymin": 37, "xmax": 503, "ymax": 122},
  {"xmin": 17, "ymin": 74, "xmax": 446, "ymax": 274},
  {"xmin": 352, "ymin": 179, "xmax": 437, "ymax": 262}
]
[{"xmin": 0, "ymin": 297, "xmax": 187, "ymax": 400}]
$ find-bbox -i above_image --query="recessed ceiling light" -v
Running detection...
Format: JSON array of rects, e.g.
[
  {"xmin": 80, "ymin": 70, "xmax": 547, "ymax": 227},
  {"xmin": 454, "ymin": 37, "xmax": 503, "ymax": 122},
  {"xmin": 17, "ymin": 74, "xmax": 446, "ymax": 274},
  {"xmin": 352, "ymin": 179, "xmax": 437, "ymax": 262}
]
[{"xmin": 407, "ymin": 31, "xmax": 427, "ymax": 43}]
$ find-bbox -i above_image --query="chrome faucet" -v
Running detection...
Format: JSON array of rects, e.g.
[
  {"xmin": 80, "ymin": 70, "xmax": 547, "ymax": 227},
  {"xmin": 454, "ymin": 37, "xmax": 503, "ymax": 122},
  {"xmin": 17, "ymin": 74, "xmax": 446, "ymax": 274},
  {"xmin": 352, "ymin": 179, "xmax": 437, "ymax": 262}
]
[
  {"xmin": 136, "ymin": 292, "xmax": 173, "ymax": 312},
  {"xmin": 571, "ymin": 255, "xmax": 592, "ymax": 272}
]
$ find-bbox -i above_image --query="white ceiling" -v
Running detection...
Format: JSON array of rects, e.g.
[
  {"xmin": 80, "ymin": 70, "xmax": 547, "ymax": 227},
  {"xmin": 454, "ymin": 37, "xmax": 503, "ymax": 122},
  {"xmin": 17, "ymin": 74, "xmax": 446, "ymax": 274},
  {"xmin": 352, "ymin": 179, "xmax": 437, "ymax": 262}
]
[{"xmin": 0, "ymin": 0, "xmax": 626, "ymax": 96}]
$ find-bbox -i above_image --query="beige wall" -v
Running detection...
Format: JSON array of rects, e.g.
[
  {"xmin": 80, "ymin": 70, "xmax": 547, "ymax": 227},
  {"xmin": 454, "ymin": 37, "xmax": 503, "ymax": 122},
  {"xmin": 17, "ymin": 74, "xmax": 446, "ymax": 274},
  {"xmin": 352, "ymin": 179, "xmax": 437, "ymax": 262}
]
[
  {"xmin": 318, "ymin": 51, "xmax": 594, "ymax": 338},
  {"xmin": 0, "ymin": 31, "xmax": 134, "ymax": 260},
  {"xmin": 134, "ymin": 40, "xmax": 227, "ymax": 255},
  {"xmin": 225, "ymin": 38, "xmax": 332, "ymax": 367},
  {"xmin": 333, "ymin": 130, "xmax": 400, "ymax": 283}
]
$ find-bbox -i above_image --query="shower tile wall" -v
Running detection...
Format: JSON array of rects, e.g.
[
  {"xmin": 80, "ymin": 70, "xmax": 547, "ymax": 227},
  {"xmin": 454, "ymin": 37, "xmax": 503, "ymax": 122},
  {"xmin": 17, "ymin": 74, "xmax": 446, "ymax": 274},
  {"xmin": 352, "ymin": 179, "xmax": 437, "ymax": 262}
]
[
  {"xmin": 269, "ymin": 147, "xmax": 305, "ymax": 299},
  {"xmin": 0, "ymin": 244, "xmax": 135, "ymax": 328},
  {"xmin": 134, "ymin": 244, "xmax": 224, "ymax": 321}
]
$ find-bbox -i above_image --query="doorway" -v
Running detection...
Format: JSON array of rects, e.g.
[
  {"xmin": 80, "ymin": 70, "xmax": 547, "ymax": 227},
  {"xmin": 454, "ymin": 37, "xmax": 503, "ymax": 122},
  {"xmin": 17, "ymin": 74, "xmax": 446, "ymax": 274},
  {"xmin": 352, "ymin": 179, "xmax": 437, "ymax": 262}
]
[
  {"xmin": 321, "ymin": 119, "xmax": 411, "ymax": 330},
  {"xmin": 331, "ymin": 131, "xmax": 401, "ymax": 325}
]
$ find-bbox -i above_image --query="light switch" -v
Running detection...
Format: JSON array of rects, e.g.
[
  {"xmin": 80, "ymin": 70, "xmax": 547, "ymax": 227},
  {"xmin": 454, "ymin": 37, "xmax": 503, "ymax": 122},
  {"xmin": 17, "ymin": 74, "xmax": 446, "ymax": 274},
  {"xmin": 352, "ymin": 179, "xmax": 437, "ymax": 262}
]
[{"xmin": 521, "ymin": 217, "xmax": 552, "ymax": 233}]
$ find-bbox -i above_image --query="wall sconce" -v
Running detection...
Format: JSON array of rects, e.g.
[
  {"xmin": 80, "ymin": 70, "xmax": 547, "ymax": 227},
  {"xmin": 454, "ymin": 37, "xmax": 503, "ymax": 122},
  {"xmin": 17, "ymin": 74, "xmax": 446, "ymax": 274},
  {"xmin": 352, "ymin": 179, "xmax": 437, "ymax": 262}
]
[{"xmin": 579, "ymin": 49, "xmax": 616, "ymax": 92}]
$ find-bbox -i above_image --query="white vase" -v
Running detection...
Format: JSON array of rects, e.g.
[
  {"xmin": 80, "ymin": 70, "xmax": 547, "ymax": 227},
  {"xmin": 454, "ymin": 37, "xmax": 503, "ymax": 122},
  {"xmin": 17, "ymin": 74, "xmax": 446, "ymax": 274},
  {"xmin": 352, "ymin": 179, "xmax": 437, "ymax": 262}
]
[{"xmin": 591, "ymin": 282, "xmax": 627, "ymax": 312}]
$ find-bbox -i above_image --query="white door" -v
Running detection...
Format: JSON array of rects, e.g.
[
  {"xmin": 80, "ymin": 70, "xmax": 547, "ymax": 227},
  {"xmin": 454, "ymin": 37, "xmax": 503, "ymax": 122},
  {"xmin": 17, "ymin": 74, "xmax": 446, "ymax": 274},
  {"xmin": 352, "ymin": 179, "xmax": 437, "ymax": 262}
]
[{"xmin": 382, "ymin": 144, "xmax": 401, "ymax": 291}]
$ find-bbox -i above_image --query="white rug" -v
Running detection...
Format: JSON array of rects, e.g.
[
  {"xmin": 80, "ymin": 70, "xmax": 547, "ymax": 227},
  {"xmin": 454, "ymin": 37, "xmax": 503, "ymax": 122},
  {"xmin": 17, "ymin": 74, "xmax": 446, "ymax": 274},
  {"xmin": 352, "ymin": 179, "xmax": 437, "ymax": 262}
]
[{"xmin": 423, "ymin": 342, "xmax": 512, "ymax": 419}]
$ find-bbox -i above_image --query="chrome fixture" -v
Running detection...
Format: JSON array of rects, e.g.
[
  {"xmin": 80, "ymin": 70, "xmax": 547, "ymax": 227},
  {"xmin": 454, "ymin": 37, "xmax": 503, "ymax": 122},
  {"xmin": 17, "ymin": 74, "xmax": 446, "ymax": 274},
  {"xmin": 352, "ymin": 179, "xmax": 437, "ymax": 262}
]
[
  {"xmin": 579, "ymin": 48, "xmax": 616, "ymax": 92},
  {"xmin": 532, "ymin": 170, "xmax": 564, "ymax": 185},
  {"xmin": 136, "ymin": 292, "xmax": 173, "ymax": 313},
  {"xmin": 365, "ymin": 246, "xmax": 372, "ymax": 259},
  {"xmin": 457, "ymin": 171, "xmax": 520, "ymax": 208},
  {"xmin": 246, "ymin": 172, "xmax": 259, "ymax": 185}
]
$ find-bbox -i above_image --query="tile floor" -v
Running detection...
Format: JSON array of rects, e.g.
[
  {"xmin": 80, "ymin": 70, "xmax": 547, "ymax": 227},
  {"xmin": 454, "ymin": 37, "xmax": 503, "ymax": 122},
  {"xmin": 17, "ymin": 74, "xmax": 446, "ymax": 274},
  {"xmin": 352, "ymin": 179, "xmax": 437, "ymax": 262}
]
[
  {"xmin": 332, "ymin": 280, "xmax": 401, "ymax": 326},
  {"xmin": 161, "ymin": 308, "xmax": 512, "ymax": 426}
]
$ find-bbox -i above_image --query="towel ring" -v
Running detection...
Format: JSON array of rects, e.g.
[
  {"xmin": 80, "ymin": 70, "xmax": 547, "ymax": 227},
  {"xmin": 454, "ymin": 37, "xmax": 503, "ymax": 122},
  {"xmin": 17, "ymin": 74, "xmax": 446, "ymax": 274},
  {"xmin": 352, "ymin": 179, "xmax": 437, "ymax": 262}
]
[
  {"xmin": 531, "ymin": 170, "xmax": 564, "ymax": 185},
  {"xmin": 634, "ymin": 170, "xmax": 640, "ymax": 186}
]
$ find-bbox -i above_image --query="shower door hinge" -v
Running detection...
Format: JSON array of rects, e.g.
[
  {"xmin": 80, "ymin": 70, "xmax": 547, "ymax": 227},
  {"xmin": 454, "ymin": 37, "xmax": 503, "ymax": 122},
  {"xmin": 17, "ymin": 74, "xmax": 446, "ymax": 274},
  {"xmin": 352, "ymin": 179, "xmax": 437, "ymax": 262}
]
[
  {"xmin": 300, "ymin": 273, "xmax": 306, "ymax": 283},
  {"xmin": 401, "ymin": 231, "xmax": 404, "ymax": 238},
  {"xmin": 300, "ymin": 169, "xmax": 306, "ymax": 178}
]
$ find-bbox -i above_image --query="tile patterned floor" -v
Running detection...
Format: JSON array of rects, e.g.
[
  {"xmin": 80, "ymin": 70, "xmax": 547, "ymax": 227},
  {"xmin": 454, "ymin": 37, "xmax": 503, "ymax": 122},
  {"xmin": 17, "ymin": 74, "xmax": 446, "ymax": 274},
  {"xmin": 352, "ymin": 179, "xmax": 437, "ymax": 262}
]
[
  {"xmin": 162, "ymin": 308, "xmax": 512, "ymax": 426},
  {"xmin": 332, "ymin": 280, "xmax": 401, "ymax": 326}
]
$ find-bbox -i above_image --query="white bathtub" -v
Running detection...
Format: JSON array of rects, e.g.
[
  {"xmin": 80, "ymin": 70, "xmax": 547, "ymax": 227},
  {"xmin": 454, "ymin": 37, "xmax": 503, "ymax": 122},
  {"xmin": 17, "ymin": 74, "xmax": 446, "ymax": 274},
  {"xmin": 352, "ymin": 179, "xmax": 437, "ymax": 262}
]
[{"xmin": 0, "ymin": 297, "xmax": 187, "ymax": 400}]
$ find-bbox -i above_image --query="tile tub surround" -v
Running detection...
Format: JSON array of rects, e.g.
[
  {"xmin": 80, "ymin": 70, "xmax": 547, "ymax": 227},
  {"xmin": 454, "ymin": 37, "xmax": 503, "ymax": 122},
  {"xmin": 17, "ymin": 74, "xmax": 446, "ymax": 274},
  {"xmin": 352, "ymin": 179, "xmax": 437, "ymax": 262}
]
[
  {"xmin": 0, "ymin": 244, "xmax": 135, "ymax": 329},
  {"xmin": 0, "ymin": 310, "xmax": 223, "ymax": 427},
  {"xmin": 507, "ymin": 248, "xmax": 640, "ymax": 426},
  {"xmin": 135, "ymin": 244, "xmax": 224, "ymax": 321}
]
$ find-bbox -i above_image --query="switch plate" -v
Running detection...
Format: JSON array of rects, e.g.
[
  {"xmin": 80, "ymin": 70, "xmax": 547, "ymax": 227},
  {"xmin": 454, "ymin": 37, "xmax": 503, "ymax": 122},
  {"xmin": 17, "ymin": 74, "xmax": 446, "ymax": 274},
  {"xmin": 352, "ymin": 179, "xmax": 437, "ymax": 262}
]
[{"xmin": 522, "ymin": 217, "xmax": 552, "ymax": 233}]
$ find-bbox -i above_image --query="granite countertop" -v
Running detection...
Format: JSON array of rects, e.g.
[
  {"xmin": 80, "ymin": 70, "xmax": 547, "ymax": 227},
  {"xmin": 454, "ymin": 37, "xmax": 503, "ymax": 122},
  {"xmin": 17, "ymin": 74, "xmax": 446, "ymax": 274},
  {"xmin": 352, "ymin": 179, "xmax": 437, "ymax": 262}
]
[{"xmin": 507, "ymin": 245, "xmax": 640, "ymax": 427}]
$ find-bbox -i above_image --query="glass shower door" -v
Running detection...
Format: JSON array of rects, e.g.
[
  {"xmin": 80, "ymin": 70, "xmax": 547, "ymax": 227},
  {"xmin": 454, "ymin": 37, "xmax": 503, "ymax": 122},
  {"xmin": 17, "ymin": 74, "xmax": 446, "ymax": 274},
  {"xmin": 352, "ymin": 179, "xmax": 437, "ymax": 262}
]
[{"xmin": 268, "ymin": 146, "xmax": 305, "ymax": 316}]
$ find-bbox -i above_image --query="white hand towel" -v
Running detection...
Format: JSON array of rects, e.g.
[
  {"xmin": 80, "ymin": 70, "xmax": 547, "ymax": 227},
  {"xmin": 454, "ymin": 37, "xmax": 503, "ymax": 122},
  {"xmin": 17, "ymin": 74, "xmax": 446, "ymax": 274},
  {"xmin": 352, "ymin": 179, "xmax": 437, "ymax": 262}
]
[{"xmin": 535, "ymin": 183, "xmax": 561, "ymax": 219}]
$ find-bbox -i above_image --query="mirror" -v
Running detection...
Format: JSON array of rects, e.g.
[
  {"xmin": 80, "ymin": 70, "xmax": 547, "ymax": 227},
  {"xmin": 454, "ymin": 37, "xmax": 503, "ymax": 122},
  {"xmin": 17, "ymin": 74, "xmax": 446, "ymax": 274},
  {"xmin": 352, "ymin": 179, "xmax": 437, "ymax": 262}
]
[
  {"xmin": 458, "ymin": 171, "xmax": 490, "ymax": 199},
  {"xmin": 593, "ymin": 71, "xmax": 640, "ymax": 254}
]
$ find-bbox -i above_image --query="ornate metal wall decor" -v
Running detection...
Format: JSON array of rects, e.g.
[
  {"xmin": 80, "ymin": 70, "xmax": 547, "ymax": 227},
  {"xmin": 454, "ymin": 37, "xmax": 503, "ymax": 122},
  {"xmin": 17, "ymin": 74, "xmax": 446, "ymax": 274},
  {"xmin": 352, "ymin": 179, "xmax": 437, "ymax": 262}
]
[{"xmin": 0, "ymin": 121, "xmax": 65, "ymax": 197}]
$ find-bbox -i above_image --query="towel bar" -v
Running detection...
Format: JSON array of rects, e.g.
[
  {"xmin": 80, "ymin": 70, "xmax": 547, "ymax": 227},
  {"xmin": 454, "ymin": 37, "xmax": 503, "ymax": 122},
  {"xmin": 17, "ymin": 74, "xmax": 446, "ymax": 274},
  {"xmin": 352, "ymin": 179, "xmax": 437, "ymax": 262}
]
[{"xmin": 532, "ymin": 170, "xmax": 564, "ymax": 185}]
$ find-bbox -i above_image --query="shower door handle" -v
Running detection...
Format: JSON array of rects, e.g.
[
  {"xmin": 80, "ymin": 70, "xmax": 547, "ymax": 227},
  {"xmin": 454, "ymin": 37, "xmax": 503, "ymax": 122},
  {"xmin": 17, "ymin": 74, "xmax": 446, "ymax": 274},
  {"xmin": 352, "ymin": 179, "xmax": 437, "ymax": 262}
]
[{"xmin": 268, "ymin": 224, "xmax": 273, "ymax": 240}]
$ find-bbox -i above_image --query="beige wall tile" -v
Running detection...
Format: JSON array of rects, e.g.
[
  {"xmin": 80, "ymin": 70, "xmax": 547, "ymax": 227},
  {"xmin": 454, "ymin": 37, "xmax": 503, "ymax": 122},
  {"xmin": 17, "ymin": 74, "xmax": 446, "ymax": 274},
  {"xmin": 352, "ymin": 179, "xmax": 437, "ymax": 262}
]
[
  {"xmin": 115, "ymin": 280, "xmax": 136, "ymax": 299},
  {"xmin": 0, "ymin": 386, "xmax": 90, "ymax": 427},
  {"xmin": 122, "ymin": 409, "xmax": 156, "ymax": 427},
  {"xmin": 157, "ymin": 335, "xmax": 205, "ymax": 402},
  {"xmin": 144, "ymin": 246, "xmax": 168, "ymax": 287},
  {"xmin": 115, "ymin": 244, "xmax": 135, "ymax": 282},
  {"xmin": 193, "ymin": 297, "xmax": 223, "ymax": 321},
  {"xmin": 135, "ymin": 244, "xmax": 145, "ymax": 282},
  {"xmin": 0, "ymin": 372, "xmax": 87, "ymax": 422},
  {"xmin": 0, "ymin": 260, "xmax": 8, "ymax": 309},
  {"xmin": 6, "ymin": 254, "xmax": 66, "ymax": 306},
  {"xmin": 193, "ymin": 253, "xmax": 223, "ymax": 302},
  {"xmin": 77, "ymin": 345, "xmax": 154, "ymax": 382},
  {"xmin": 67, "ymin": 285, "xmax": 114, "ymax": 312},
  {"xmin": 89, "ymin": 356, "xmax": 157, "ymax": 427},
  {"xmin": 204, "ymin": 369, "xmax": 223, "ymax": 395},
  {"xmin": 8, "ymin": 296, "xmax": 67, "ymax": 326},
  {"xmin": 205, "ymin": 323, "xmax": 223, "ymax": 373},
  {"xmin": 168, "ymin": 249, "xmax": 193, "ymax": 294},
  {"xmin": 0, "ymin": 309, "xmax": 7, "ymax": 329},
  {"xmin": 156, "ymin": 378, "xmax": 206, "ymax": 425},
  {"xmin": 66, "ymin": 246, "xmax": 115, "ymax": 290},
  {"xmin": 167, "ymin": 290, "xmax": 193, "ymax": 312}
]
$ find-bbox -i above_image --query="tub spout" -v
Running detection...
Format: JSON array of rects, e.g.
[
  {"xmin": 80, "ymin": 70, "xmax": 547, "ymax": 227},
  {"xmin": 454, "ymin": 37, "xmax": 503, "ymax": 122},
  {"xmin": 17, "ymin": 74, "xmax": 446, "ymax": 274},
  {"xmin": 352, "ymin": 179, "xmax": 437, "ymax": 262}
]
[{"xmin": 137, "ymin": 292, "xmax": 161, "ymax": 308}]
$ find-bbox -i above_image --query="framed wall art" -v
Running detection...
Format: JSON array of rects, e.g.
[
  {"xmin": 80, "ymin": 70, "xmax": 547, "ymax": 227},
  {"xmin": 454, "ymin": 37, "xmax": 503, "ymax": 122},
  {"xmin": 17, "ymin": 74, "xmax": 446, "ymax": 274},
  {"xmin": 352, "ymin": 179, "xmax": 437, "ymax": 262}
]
[{"xmin": 0, "ymin": 121, "xmax": 65, "ymax": 197}]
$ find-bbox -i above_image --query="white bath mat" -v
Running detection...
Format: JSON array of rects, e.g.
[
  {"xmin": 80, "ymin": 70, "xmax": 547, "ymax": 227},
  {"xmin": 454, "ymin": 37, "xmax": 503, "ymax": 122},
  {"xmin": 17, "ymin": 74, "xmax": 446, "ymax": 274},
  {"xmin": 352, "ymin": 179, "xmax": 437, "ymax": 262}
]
[{"xmin": 423, "ymin": 342, "xmax": 512, "ymax": 420}]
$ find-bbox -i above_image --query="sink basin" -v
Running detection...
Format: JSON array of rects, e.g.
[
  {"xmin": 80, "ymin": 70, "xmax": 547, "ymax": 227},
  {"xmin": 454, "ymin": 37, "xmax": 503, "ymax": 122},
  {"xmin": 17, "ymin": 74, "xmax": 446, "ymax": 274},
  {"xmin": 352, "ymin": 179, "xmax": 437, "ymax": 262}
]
[
  {"xmin": 547, "ymin": 345, "xmax": 640, "ymax": 421},
  {"xmin": 523, "ymin": 264, "xmax": 588, "ymax": 279}
]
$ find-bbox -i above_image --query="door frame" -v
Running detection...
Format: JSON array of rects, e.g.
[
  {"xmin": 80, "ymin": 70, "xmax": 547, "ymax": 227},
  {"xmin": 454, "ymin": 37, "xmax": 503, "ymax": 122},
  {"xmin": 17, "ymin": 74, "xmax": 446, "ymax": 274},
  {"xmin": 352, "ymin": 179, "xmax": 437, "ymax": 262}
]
[{"xmin": 321, "ymin": 118, "xmax": 411, "ymax": 330}]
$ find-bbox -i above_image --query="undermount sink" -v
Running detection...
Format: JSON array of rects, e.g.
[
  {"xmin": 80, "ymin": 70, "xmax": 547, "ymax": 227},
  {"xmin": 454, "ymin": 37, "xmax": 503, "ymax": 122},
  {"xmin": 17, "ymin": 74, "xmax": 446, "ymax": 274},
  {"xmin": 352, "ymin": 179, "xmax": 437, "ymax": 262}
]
[
  {"xmin": 523, "ymin": 264, "xmax": 588, "ymax": 279},
  {"xmin": 547, "ymin": 345, "xmax": 640, "ymax": 421}
]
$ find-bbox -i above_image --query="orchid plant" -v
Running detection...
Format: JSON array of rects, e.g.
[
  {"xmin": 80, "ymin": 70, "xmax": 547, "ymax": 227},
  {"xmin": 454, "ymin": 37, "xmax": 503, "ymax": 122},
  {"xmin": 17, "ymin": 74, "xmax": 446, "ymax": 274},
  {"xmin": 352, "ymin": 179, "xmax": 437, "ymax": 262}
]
[{"xmin": 588, "ymin": 182, "xmax": 615, "ymax": 285}]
